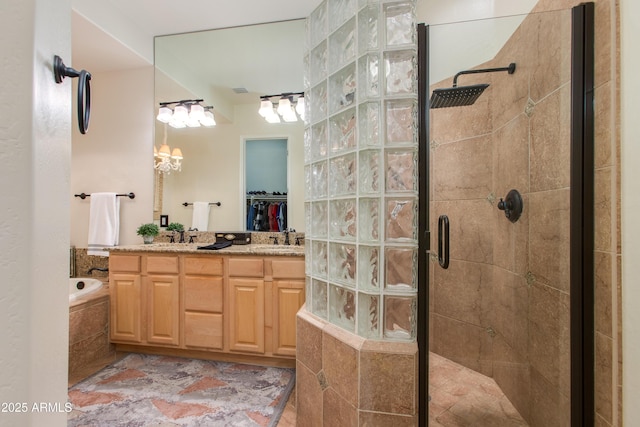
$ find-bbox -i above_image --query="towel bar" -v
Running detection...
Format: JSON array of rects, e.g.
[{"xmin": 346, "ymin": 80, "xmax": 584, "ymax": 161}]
[
  {"xmin": 75, "ymin": 192, "xmax": 135, "ymax": 200},
  {"xmin": 182, "ymin": 202, "xmax": 221, "ymax": 207}
]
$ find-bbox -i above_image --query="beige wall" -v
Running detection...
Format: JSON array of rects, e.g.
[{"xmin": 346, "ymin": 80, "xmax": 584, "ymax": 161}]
[
  {"xmin": 71, "ymin": 66, "xmax": 155, "ymax": 247},
  {"xmin": 0, "ymin": 0, "xmax": 71, "ymax": 426},
  {"xmin": 160, "ymin": 103, "xmax": 305, "ymax": 232},
  {"xmin": 620, "ymin": 0, "xmax": 640, "ymax": 424}
]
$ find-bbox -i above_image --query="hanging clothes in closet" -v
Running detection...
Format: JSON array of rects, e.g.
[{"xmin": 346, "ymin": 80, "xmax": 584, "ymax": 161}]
[{"xmin": 246, "ymin": 196, "xmax": 287, "ymax": 231}]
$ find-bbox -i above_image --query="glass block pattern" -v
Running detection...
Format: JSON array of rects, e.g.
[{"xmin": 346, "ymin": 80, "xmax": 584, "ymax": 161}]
[
  {"xmin": 358, "ymin": 292, "xmax": 380, "ymax": 338},
  {"xmin": 329, "ymin": 242, "xmax": 357, "ymax": 287},
  {"xmin": 329, "ymin": 107, "xmax": 357, "ymax": 153},
  {"xmin": 306, "ymin": 0, "xmax": 417, "ymax": 341},
  {"xmin": 385, "ymin": 149, "xmax": 417, "ymax": 193},
  {"xmin": 384, "ymin": 50, "xmax": 416, "ymax": 96},
  {"xmin": 358, "ymin": 53, "xmax": 380, "ymax": 100},
  {"xmin": 330, "ymin": 198, "xmax": 357, "ymax": 240},
  {"xmin": 312, "ymin": 279, "xmax": 328, "ymax": 319},
  {"xmin": 329, "ymin": 18, "xmax": 356, "ymax": 73},
  {"xmin": 310, "ymin": 41, "xmax": 328, "ymax": 86},
  {"xmin": 329, "ymin": 284, "xmax": 356, "ymax": 331},
  {"xmin": 358, "ymin": 102, "xmax": 381, "ymax": 147},
  {"xmin": 358, "ymin": 198, "xmax": 379, "ymax": 241},
  {"xmin": 329, "ymin": 63, "xmax": 357, "ymax": 114},
  {"xmin": 329, "ymin": 153, "xmax": 357, "ymax": 196},
  {"xmin": 312, "ymin": 240, "xmax": 328, "ymax": 278},
  {"xmin": 311, "ymin": 121, "xmax": 329, "ymax": 160}
]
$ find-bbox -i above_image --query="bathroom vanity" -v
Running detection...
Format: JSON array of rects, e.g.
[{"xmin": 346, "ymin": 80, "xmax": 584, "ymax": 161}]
[{"xmin": 108, "ymin": 243, "xmax": 305, "ymax": 366}]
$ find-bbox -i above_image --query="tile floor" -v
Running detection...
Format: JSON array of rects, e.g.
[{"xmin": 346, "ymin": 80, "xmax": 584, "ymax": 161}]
[
  {"xmin": 276, "ymin": 385, "xmax": 296, "ymax": 427},
  {"xmin": 429, "ymin": 352, "xmax": 528, "ymax": 426}
]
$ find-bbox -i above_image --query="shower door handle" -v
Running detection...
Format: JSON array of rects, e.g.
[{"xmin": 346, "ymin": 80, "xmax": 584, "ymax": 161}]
[{"xmin": 438, "ymin": 215, "xmax": 450, "ymax": 269}]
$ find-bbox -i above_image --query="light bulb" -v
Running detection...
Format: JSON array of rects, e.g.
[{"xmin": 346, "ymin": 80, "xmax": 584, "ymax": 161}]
[
  {"xmin": 259, "ymin": 99, "xmax": 273, "ymax": 117},
  {"xmin": 295, "ymin": 97, "xmax": 305, "ymax": 119},
  {"xmin": 173, "ymin": 105, "xmax": 188, "ymax": 123},
  {"xmin": 277, "ymin": 98, "xmax": 292, "ymax": 116},
  {"xmin": 283, "ymin": 110, "xmax": 298, "ymax": 122},
  {"xmin": 171, "ymin": 148, "xmax": 183, "ymax": 159},
  {"xmin": 186, "ymin": 116, "xmax": 201, "ymax": 127},
  {"xmin": 265, "ymin": 110, "xmax": 281, "ymax": 123},
  {"xmin": 168, "ymin": 118, "xmax": 186, "ymax": 128},
  {"xmin": 189, "ymin": 104, "xmax": 204, "ymax": 121},
  {"xmin": 200, "ymin": 110, "xmax": 216, "ymax": 126},
  {"xmin": 158, "ymin": 144, "xmax": 171, "ymax": 158},
  {"xmin": 156, "ymin": 106, "xmax": 173, "ymax": 123}
]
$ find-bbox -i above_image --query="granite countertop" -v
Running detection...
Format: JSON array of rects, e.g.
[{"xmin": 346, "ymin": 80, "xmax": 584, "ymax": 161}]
[{"xmin": 108, "ymin": 243, "xmax": 305, "ymax": 257}]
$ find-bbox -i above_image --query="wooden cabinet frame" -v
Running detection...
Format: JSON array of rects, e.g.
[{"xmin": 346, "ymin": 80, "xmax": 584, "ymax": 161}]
[{"xmin": 109, "ymin": 252, "xmax": 305, "ymax": 364}]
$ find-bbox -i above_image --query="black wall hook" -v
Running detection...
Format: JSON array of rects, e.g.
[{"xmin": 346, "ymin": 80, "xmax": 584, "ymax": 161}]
[{"xmin": 54, "ymin": 55, "xmax": 91, "ymax": 134}]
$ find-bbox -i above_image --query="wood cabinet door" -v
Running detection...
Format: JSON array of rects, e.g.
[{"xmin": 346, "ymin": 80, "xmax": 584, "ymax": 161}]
[
  {"xmin": 145, "ymin": 275, "xmax": 180, "ymax": 346},
  {"xmin": 229, "ymin": 278, "xmax": 265, "ymax": 354},
  {"xmin": 273, "ymin": 280, "xmax": 305, "ymax": 356},
  {"xmin": 184, "ymin": 312, "xmax": 223, "ymax": 350},
  {"xmin": 110, "ymin": 273, "xmax": 142, "ymax": 343}
]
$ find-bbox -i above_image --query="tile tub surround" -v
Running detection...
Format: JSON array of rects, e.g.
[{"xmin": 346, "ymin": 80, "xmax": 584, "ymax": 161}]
[
  {"xmin": 296, "ymin": 308, "xmax": 419, "ymax": 424},
  {"xmin": 68, "ymin": 284, "xmax": 115, "ymax": 377}
]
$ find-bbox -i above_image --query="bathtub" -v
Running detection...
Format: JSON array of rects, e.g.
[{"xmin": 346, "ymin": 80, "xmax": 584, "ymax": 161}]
[
  {"xmin": 68, "ymin": 277, "xmax": 114, "ymax": 378},
  {"xmin": 69, "ymin": 277, "xmax": 104, "ymax": 302}
]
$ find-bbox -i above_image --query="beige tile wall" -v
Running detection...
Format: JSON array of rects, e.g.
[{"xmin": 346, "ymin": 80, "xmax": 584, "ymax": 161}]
[{"xmin": 296, "ymin": 309, "xmax": 419, "ymax": 425}]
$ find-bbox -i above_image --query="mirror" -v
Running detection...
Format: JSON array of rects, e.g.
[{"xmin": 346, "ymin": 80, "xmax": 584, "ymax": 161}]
[{"xmin": 154, "ymin": 19, "xmax": 306, "ymax": 232}]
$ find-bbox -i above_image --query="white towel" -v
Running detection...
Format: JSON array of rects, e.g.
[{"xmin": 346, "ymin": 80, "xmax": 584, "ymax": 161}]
[
  {"xmin": 191, "ymin": 202, "xmax": 211, "ymax": 231},
  {"xmin": 87, "ymin": 193, "xmax": 120, "ymax": 256}
]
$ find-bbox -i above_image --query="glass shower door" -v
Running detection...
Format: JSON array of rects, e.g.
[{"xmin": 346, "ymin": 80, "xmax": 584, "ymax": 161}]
[{"xmin": 426, "ymin": 7, "xmax": 578, "ymax": 426}]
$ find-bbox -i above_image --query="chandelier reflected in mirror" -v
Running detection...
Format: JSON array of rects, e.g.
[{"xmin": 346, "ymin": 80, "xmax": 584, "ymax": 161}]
[{"xmin": 154, "ymin": 124, "xmax": 183, "ymax": 174}]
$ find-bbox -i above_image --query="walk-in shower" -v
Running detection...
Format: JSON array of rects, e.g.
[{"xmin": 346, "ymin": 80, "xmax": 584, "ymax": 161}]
[{"xmin": 418, "ymin": 3, "xmax": 595, "ymax": 426}]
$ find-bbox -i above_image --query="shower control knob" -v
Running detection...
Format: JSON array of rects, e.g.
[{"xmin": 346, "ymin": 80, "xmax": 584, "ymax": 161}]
[{"xmin": 497, "ymin": 189, "xmax": 523, "ymax": 223}]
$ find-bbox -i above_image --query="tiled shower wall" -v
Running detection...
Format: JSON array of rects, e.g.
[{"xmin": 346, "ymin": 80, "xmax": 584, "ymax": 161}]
[{"xmin": 429, "ymin": 0, "xmax": 620, "ymax": 426}]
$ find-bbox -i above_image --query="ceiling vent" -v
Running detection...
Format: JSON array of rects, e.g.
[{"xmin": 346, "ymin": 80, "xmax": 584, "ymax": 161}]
[{"xmin": 232, "ymin": 87, "xmax": 248, "ymax": 94}]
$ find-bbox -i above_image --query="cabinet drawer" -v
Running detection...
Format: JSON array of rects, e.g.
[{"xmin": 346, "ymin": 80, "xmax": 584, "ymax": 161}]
[
  {"xmin": 184, "ymin": 256, "xmax": 223, "ymax": 276},
  {"xmin": 272, "ymin": 259, "xmax": 306, "ymax": 279},
  {"xmin": 229, "ymin": 258, "xmax": 264, "ymax": 277},
  {"xmin": 184, "ymin": 277, "xmax": 223, "ymax": 312},
  {"xmin": 184, "ymin": 312, "xmax": 223, "ymax": 350},
  {"xmin": 110, "ymin": 255, "xmax": 140, "ymax": 273},
  {"xmin": 146, "ymin": 256, "xmax": 179, "ymax": 274}
]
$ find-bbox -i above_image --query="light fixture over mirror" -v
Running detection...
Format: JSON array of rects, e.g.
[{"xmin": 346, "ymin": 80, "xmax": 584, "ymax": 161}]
[
  {"xmin": 157, "ymin": 99, "xmax": 216, "ymax": 128},
  {"xmin": 259, "ymin": 92, "xmax": 305, "ymax": 123}
]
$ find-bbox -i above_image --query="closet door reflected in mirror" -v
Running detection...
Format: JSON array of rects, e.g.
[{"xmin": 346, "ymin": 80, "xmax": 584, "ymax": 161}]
[{"xmin": 245, "ymin": 138, "xmax": 288, "ymax": 232}]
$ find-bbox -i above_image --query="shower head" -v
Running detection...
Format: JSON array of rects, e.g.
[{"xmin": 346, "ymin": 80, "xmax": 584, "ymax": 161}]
[
  {"xmin": 429, "ymin": 83, "xmax": 490, "ymax": 109},
  {"xmin": 429, "ymin": 62, "xmax": 516, "ymax": 109}
]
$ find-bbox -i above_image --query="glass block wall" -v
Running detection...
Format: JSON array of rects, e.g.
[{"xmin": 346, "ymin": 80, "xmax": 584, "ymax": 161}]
[{"xmin": 304, "ymin": 0, "xmax": 418, "ymax": 340}]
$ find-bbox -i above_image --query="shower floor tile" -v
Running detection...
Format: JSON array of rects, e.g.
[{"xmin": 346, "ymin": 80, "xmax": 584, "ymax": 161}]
[{"xmin": 429, "ymin": 352, "xmax": 528, "ymax": 427}]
